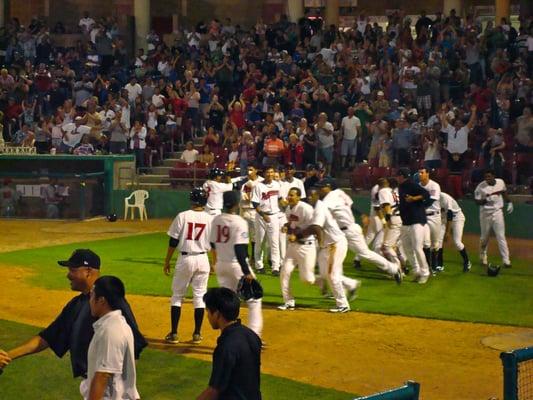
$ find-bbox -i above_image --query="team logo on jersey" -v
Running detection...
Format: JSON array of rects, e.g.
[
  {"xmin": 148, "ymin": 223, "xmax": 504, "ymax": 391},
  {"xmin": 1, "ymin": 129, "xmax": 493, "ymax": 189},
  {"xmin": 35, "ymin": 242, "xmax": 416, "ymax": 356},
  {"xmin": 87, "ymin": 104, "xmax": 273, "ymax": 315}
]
[
  {"xmin": 288, "ymin": 214, "xmax": 299, "ymax": 222},
  {"xmin": 261, "ymin": 190, "xmax": 279, "ymax": 200}
]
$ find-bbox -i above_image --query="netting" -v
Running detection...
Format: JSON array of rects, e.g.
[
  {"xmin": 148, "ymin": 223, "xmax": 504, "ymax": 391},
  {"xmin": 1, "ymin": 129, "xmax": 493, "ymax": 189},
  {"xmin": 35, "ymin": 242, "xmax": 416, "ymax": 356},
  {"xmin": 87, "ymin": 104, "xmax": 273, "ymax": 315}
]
[{"xmin": 518, "ymin": 359, "xmax": 533, "ymax": 400}]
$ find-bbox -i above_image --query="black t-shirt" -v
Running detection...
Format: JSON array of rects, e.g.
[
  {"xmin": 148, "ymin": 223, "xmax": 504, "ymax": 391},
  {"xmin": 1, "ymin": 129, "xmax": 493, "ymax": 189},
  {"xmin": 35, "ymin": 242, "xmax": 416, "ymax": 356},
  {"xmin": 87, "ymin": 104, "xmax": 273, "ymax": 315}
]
[
  {"xmin": 209, "ymin": 320, "xmax": 262, "ymax": 400},
  {"xmin": 39, "ymin": 292, "xmax": 147, "ymax": 378},
  {"xmin": 398, "ymin": 179, "xmax": 430, "ymax": 226}
]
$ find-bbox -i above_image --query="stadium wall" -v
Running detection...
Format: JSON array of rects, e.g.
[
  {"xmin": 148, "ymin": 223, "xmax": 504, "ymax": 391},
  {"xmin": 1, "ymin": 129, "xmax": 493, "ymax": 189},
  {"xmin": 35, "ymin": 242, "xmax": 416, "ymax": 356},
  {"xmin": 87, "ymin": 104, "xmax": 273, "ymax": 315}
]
[{"xmin": 112, "ymin": 190, "xmax": 533, "ymax": 239}]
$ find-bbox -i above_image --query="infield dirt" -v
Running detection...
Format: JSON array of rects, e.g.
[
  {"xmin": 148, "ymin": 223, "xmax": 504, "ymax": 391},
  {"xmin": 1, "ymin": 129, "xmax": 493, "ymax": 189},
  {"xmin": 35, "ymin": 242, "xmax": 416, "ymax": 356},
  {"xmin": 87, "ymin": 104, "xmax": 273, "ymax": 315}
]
[{"xmin": 1, "ymin": 219, "xmax": 532, "ymax": 399}]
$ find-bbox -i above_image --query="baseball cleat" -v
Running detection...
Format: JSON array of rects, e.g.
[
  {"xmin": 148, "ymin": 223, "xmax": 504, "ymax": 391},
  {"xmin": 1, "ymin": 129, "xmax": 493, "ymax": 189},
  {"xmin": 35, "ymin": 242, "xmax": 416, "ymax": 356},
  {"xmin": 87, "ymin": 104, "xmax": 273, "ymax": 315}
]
[
  {"xmin": 277, "ymin": 303, "xmax": 295, "ymax": 311},
  {"xmin": 353, "ymin": 260, "xmax": 362, "ymax": 269},
  {"xmin": 348, "ymin": 281, "xmax": 362, "ymax": 301},
  {"xmin": 417, "ymin": 275, "xmax": 429, "ymax": 284},
  {"xmin": 394, "ymin": 270, "xmax": 403, "ymax": 284},
  {"xmin": 463, "ymin": 261, "xmax": 472, "ymax": 272},
  {"xmin": 329, "ymin": 306, "xmax": 350, "ymax": 313},
  {"xmin": 256, "ymin": 268, "xmax": 266, "ymax": 274},
  {"xmin": 164, "ymin": 333, "xmax": 179, "ymax": 344},
  {"xmin": 434, "ymin": 265, "xmax": 444, "ymax": 272},
  {"xmin": 504, "ymin": 264, "xmax": 512, "ymax": 269},
  {"xmin": 271, "ymin": 270, "xmax": 280, "ymax": 277},
  {"xmin": 192, "ymin": 333, "xmax": 203, "ymax": 344}
]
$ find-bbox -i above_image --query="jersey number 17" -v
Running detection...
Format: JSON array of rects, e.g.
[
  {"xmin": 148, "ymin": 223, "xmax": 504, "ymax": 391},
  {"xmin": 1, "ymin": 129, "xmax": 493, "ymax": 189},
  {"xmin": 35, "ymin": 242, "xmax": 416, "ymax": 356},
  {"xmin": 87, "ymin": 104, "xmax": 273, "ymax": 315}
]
[{"xmin": 186, "ymin": 222, "xmax": 206, "ymax": 240}]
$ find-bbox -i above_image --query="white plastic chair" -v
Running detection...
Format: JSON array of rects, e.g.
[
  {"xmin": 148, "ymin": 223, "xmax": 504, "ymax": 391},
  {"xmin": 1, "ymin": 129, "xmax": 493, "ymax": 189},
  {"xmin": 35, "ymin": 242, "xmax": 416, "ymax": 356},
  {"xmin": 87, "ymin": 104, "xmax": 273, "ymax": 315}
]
[{"xmin": 124, "ymin": 190, "xmax": 149, "ymax": 221}]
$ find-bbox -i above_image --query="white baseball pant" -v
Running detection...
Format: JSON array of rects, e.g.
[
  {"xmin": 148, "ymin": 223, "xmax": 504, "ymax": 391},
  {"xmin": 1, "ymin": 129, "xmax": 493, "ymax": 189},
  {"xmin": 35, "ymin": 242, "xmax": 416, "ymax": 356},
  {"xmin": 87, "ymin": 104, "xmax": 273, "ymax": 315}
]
[
  {"xmin": 437, "ymin": 212, "xmax": 466, "ymax": 251},
  {"xmin": 400, "ymin": 224, "xmax": 430, "ymax": 278},
  {"xmin": 215, "ymin": 261, "xmax": 263, "ymax": 337},
  {"xmin": 381, "ymin": 216, "xmax": 403, "ymax": 265},
  {"xmin": 254, "ymin": 213, "xmax": 281, "ymax": 271},
  {"xmin": 279, "ymin": 212, "xmax": 287, "ymax": 263},
  {"xmin": 479, "ymin": 209, "xmax": 510, "ymax": 265},
  {"xmin": 365, "ymin": 212, "xmax": 384, "ymax": 253},
  {"xmin": 241, "ymin": 208, "xmax": 257, "ymax": 243},
  {"xmin": 344, "ymin": 223, "xmax": 399, "ymax": 275},
  {"xmin": 280, "ymin": 241, "xmax": 317, "ymax": 305},
  {"xmin": 423, "ymin": 214, "xmax": 442, "ymax": 250},
  {"xmin": 171, "ymin": 254, "xmax": 210, "ymax": 308},
  {"xmin": 317, "ymin": 237, "xmax": 356, "ymax": 309}
]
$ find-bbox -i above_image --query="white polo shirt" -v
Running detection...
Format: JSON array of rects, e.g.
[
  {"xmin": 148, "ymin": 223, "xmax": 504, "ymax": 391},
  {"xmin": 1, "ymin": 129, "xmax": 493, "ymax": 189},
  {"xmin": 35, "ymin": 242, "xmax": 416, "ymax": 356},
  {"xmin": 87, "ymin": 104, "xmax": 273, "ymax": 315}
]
[{"xmin": 84, "ymin": 310, "xmax": 139, "ymax": 400}]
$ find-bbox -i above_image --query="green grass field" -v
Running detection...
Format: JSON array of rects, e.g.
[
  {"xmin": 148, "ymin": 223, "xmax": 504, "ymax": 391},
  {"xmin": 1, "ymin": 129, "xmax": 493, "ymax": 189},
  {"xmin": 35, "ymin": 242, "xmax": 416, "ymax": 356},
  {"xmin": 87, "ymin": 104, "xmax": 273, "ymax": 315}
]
[
  {"xmin": 0, "ymin": 319, "xmax": 353, "ymax": 399},
  {"xmin": 1, "ymin": 232, "xmax": 532, "ymax": 327}
]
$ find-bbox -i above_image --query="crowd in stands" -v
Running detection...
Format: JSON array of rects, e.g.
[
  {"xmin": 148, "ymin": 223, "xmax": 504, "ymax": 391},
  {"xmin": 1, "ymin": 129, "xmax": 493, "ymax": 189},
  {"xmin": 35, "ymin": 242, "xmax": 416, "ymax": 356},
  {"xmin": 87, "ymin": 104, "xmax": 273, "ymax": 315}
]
[{"xmin": 0, "ymin": 10, "xmax": 532, "ymax": 192}]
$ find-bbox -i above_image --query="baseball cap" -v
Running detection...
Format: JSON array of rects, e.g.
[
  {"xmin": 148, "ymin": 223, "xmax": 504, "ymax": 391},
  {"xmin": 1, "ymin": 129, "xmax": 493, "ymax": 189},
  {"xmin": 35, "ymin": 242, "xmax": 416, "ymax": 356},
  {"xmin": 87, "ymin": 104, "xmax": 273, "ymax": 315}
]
[
  {"xmin": 377, "ymin": 90, "xmax": 384, "ymax": 96},
  {"xmin": 223, "ymin": 190, "xmax": 240, "ymax": 209},
  {"xmin": 285, "ymin": 162, "xmax": 295, "ymax": 170},
  {"xmin": 305, "ymin": 163, "xmax": 316, "ymax": 171},
  {"xmin": 315, "ymin": 177, "xmax": 337, "ymax": 189},
  {"xmin": 58, "ymin": 249, "xmax": 101, "ymax": 269},
  {"xmin": 397, "ymin": 168, "xmax": 411, "ymax": 179}
]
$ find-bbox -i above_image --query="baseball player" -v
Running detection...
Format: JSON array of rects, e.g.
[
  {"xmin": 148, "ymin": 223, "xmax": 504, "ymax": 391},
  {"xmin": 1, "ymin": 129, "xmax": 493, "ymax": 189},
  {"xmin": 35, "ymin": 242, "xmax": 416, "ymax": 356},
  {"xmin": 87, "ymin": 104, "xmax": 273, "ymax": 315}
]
[
  {"xmin": 378, "ymin": 178, "xmax": 406, "ymax": 270},
  {"xmin": 474, "ymin": 169, "xmax": 513, "ymax": 269},
  {"xmin": 281, "ymin": 163, "xmax": 306, "ymax": 199},
  {"xmin": 318, "ymin": 178, "xmax": 402, "ymax": 283},
  {"xmin": 397, "ymin": 168, "xmax": 431, "ymax": 283},
  {"xmin": 354, "ymin": 182, "xmax": 384, "ymax": 268},
  {"xmin": 164, "ymin": 187, "xmax": 213, "ymax": 344},
  {"xmin": 295, "ymin": 188, "xmax": 359, "ymax": 313},
  {"xmin": 418, "ymin": 168, "xmax": 442, "ymax": 273},
  {"xmin": 240, "ymin": 166, "xmax": 264, "ymax": 265},
  {"xmin": 437, "ymin": 192, "xmax": 472, "ymax": 272},
  {"xmin": 210, "ymin": 191, "xmax": 263, "ymax": 337},
  {"xmin": 274, "ymin": 168, "xmax": 288, "ymax": 265},
  {"xmin": 278, "ymin": 187, "xmax": 316, "ymax": 310},
  {"xmin": 203, "ymin": 168, "xmax": 234, "ymax": 215},
  {"xmin": 251, "ymin": 166, "xmax": 282, "ymax": 275}
]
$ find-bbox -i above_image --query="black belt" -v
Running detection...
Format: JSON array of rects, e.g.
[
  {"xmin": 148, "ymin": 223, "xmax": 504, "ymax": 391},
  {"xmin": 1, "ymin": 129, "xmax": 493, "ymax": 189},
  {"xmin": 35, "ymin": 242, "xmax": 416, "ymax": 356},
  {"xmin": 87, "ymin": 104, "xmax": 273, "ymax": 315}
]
[
  {"xmin": 426, "ymin": 212, "xmax": 440, "ymax": 216},
  {"xmin": 261, "ymin": 212, "xmax": 276, "ymax": 215},
  {"xmin": 340, "ymin": 226, "xmax": 348, "ymax": 231},
  {"xmin": 296, "ymin": 240, "xmax": 314, "ymax": 245},
  {"xmin": 181, "ymin": 252, "xmax": 206, "ymax": 255}
]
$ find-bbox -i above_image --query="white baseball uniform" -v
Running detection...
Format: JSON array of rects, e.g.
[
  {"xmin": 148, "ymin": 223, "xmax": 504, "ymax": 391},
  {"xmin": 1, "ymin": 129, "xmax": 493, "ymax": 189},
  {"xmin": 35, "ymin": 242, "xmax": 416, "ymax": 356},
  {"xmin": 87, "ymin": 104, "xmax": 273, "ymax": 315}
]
[
  {"xmin": 323, "ymin": 189, "xmax": 400, "ymax": 276},
  {"xmin": 437, "ymin": 192, "xmax": 466, "ymax": 251},
  {"xmin": 474, "ymin": 178, "xmax": 511, "ymax": 265},
  {"xmin": 378, "ymin": 187, "xmax": 404, "ymax": 265},
  {"xmin": 210, "ymin": 213, "xmax": 263, "ymax": 336},
  {"xmin": 279, "ymin": 177, "xmax": 306, "ymax": 263},
  {"xmin": 365, "ymin": 184, "xmax": 384, "ymax": 252},
  {"xmin": 202, "ymin": 180, "xmax": 233, "ymax": 215},
  {"xmin": 240, "ymin": 176, "xmax": 264, "ymax": 243},
  {"xmin": 420, "ymin": 179, "xmax": 442, "ymax": 250},
  {"xmin": 167, "ymin": 209, "xmax": 213, "ymax": 308},
  {"xmin": 252, "ymin": 180, "xmax": 282, "ymax": 272},
  {"xmin": 280, "ymin": 200, "xmax": 316, "ymax": 306},
  {"xmin": 312, "ymin": 199, "xmax": 356, "ymax": 309}
]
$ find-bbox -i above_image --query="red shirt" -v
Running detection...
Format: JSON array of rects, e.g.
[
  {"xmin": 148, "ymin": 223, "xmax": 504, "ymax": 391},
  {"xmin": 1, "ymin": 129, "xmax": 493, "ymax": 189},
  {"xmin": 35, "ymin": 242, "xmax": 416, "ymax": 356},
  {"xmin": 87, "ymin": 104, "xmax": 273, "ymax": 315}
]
[
  {"xmin": 6, "ymin": 103, "xmax": 23, "ymax": 120},
  {"xmin": 230, "ymin": 109, "xmax": 246, "ymax": 130},
  {"xmin": 170, "ymin": 97, "xmax": 188, "ymax": 117}
]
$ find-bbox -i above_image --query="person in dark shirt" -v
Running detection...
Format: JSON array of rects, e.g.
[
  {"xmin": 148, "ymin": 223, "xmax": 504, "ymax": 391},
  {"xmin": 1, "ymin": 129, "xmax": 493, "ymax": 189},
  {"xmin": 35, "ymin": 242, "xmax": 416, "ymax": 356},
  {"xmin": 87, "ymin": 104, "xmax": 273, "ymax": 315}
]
[
  {"xmin": 396, "ymin": 168, "xmax": 431, "ymax": 284},
  {"xmin": 0, "ymin": 249, "xmax": 147, "ymax": 379},
  {"xmin": 197, "ymin": 287, "xmax": 262, "ymax": 400}
]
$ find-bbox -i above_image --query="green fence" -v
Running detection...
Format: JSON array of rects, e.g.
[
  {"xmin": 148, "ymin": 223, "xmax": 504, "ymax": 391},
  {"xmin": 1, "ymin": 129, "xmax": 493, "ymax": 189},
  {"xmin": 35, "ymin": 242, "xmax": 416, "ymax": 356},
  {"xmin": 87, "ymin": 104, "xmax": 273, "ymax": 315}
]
[
  {"xmin": 111, "ymin": 190, "xmax": 533, "ymax": 239},
  {"xmin": 501, "ymin": 347, "xmax": 533, "ymax": 400},
  {"xmin": 354, "ymin": 381, "xmax": 420, "ymax": 400}
]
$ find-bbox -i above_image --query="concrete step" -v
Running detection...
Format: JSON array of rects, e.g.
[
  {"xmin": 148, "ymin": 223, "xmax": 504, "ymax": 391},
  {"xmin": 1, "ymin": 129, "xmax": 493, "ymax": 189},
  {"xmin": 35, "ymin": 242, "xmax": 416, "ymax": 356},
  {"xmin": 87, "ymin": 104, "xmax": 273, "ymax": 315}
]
[
  {"xmin": 125, "ymin": 182, "xmax": 172, "ymax": 189},
  {"xmin": 137, "ymin": 174, "xmax": 170, "ymax": 183},
  {"xmin": 151, "ymin": 166, "xmax": 173, "ymax": 175},
  {"xmin": 162, "ymin": 158, "xmax": 181, "ymax": 167}
]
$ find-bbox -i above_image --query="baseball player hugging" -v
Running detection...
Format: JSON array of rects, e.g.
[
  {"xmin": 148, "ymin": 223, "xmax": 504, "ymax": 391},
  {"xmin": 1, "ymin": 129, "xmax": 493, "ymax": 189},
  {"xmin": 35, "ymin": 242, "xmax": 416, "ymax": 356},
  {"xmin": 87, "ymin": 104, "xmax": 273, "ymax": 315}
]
[
  {"xmin": 240, "ymin": 166, "xmax": 264, "ymax": 266},
  {"xmin": 418, "ymin": 167, "xmax": 442, "ymax": 273},
  {"xmin": 163, "ymin": 187, "xmax": 213, "ymax": 345},
  {"xmin": 437, "ymin": 192, "xmax": 472, "ymax": 272},
  {"xmin": 203, "ymin": 168, "xmax": 234, "ymax": 215},
  {"xmin": 210, "ymin": 191, "xmax": 263, "ymax": 337},
  {"xmin": 251, "ymin": 166, "xmax": 282, "ymax": 276},
  {"xmin": 474, "ymin": 169, "xmax": 513, "ymax": 269},
  {"xmin": 378, "ymin": 178, "xmax": 406, "ymax": 270},
  {"xmin": 278, "ymin": 187, "xmax": 316, "ymax": 311}
]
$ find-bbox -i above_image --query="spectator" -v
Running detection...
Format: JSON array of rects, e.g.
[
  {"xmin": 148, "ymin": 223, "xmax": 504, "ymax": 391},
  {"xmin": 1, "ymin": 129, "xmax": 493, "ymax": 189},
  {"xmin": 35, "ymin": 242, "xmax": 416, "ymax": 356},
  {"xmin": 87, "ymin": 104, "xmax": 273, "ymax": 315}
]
[
  {"xmin": 60, "ymin": 117, "xmax": 91, "ymax": 153},
  {"xmin": 340, "ymin": 106, "xmax": 361, "ymax": 168},
  {"xmin": 391, "ymin": 118, "xmax": 414, "ymax": 167},
  {"xmin": 129, "ymin": 120, "xmax": 147, "ymax": 171},
  {"xmin": 197, "ymin": 144, "xmax": 215, "ymax": 165},
  {"xmin": 298, "ymin": 118, "xmax": 316, "ymax": 166},
  {"xmin": 314, "ymin": 112, "xmax": 334, "ymax": 174},
  {"xmin": 180, "ymin": 141, "xmax": 199, "ymax": 163},
  {"xmin": 74, "ymin": 134, "xmax": 96, "ymax": 155},
  {"xmin": 422, "ymin": 128, "xmax": 442, "ymax": 169},
  {"xmin": 515, "ymin": 106, "xmax": 533, "ymax": 152},
  {"xmin": 238, "ymin": 131, "xmax": 256, "ymax": 173},
  {"xmin": 79, "ymin": 11, "xmax": 95, "ymax": 34}
]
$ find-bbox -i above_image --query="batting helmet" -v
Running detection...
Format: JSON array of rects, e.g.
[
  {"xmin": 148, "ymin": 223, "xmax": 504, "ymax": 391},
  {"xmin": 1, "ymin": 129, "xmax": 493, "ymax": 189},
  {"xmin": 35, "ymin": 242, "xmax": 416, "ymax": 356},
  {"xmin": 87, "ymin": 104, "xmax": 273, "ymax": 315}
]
[
  {"xmin": 487, "ymin": 263, "xmax": 501, "ymax": 277},
  {"xmin": 209, "ymin": 167, "xmax": 225, "ymax": 179},
  {"xmin": 190, "ymin": 187, "xmax": 208, "ymax": 206},
  {"xmin": 236, "ymin": 276, "xmax": 263, "ymax": 301},
  {"xmin": 106, "ymin": 213, "xmax": 117, "ymax": 222}
]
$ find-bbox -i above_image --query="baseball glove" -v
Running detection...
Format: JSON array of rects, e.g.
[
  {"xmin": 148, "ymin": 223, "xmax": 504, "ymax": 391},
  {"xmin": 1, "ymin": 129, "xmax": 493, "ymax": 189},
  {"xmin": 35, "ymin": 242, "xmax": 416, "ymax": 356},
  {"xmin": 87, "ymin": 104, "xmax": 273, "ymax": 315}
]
[
  {"xmin": 237, "ymin": 276, "xmax": 264, "ymax": 301},
  {"xmin": 487, "ymin": 263, "xmax": 501, "ymax": 277}
]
